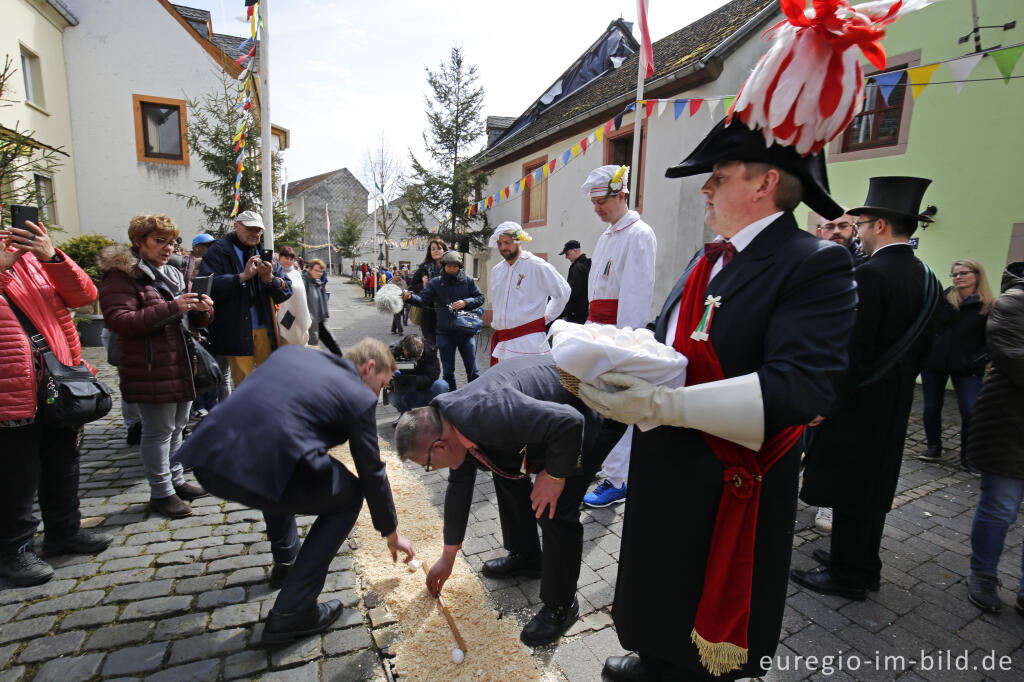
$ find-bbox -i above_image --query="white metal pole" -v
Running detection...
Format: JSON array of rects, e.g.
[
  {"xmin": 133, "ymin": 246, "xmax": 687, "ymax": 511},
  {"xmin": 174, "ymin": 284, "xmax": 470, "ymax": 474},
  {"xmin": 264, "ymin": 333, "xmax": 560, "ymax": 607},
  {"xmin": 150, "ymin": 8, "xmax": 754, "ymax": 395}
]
[
  {"xmin": 325, "ymin": 203, "xmax": 332, "ymax": 272},
  {"xmin": 260, "ymin": 0, "xmax": 274, "ymax": 250},
  {"xmin": 628, "ymin": 63, "xmax": 644, "ymax": 206}
]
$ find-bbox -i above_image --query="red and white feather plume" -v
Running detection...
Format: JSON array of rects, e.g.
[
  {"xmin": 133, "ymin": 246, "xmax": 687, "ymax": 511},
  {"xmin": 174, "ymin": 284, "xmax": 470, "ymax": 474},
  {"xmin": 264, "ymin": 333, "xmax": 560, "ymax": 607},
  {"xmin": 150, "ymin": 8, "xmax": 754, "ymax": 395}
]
[{"xmin": 728, "ymin": 0, "xmax": 937, "ymax": 155}]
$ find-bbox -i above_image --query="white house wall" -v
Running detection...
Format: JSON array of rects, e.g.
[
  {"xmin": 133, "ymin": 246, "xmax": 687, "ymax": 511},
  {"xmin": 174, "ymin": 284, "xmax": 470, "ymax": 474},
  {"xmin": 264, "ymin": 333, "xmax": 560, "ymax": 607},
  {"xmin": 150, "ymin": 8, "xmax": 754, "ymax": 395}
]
[
  {"xmin": 62, "ymin": 0, "xmax": 225, "ymax": 241},
  {"xmin": 477, "ymin": 24, "xmax": 775, "ymax": 323}
]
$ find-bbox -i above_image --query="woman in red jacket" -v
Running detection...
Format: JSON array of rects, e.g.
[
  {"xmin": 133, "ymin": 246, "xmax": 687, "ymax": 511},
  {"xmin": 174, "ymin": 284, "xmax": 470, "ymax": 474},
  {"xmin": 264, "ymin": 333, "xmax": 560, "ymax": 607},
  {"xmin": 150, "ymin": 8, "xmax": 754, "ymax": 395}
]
[
  {"xmin": 99, "ymin": 215, "xmax": 214, "ymax": 519},
  {"xmin": 0, "ymin": 219, "xmax": 113, "ymax": 586}
]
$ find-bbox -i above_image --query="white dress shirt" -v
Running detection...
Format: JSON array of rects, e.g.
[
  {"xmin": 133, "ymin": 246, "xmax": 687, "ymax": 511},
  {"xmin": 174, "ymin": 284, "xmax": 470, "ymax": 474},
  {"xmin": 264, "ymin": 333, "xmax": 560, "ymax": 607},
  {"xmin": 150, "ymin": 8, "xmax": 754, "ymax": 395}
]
[{"xmin": 489, "ymin": 250, "xmax": 571, "ymax": 362}]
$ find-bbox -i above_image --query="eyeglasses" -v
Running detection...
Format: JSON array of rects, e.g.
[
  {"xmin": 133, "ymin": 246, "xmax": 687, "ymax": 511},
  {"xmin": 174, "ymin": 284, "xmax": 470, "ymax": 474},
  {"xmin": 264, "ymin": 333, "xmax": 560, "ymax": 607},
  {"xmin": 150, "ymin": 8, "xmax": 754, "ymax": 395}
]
[
  {"xmin": 820, "ymin": 221, "xmax": 853, "ymax": 231},
  {"xmin": 854, "ymin": 219, "xmax": 878, "ymax": 228},
  {"xmin": 424, "ymin": 438, "xmax": 443, "ymax": 472},
  {"xmin": 951, "ymin": 270, "xmax": 976, "ymax": 278}
]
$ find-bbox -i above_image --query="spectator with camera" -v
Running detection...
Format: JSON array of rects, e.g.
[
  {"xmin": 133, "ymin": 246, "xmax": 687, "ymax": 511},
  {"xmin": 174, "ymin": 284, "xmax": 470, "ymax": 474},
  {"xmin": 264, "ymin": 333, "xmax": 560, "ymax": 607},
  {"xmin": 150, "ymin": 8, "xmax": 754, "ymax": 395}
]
[
  {"xmin": 0, "ymin": 216, "xmax": 113, "ymax": 586},
  {"xmin": 98, "ymin": 215, "xmax": 214, "ymax": 519},
  {"xmin": 387, "ymin": 334, "xmax": 448, "ymax": 418},
  {"xmin": 198, "ymin": 210, "xmax": 292, "ymax": 386},
  {"xmin": 403, "ymin": 250, "xmax": 484, "ymax": 391}
]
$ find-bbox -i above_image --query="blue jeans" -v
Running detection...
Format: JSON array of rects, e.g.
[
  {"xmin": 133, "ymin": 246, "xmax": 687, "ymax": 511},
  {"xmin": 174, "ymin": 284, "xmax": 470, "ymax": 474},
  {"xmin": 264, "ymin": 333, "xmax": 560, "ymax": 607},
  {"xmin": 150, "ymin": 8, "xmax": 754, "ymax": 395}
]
[
  {"xmin": 391, "ymin": 379, "xmax": 449, "ymax": 413},
  {"xmin": 970, "ymin": 473, "xmax": 1024, "ymax": 589},
  {"xmin": 435, "ymin": 332, "xmax": 478, "ymax": 391},
  {"xmin": 920, "ymin": 370, "xmax": 983, "ymax": 456}
]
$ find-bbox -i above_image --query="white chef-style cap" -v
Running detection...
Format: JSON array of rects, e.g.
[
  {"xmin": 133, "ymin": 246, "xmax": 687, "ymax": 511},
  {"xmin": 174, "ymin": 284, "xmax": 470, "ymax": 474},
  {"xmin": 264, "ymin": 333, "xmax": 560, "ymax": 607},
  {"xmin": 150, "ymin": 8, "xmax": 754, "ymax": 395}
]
[
  {"xmin": 581, "ymin": 165, "xmax": 629, "ymax": 199},
  {"xmin": 488, "ymin": 221, "xmax": 532, "ymax": 248}
]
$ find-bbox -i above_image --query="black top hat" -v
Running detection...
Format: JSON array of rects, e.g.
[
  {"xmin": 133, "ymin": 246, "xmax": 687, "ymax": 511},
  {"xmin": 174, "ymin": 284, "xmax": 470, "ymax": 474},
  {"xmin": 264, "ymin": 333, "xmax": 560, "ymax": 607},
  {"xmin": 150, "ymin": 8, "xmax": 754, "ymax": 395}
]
[
  {"xmin": 847, "ymin": 176, "xmax": 933, "ymax": 223},
  {"xmin": 559, "ymin": 240, "xmax": 581, "ymax": 255},
  {"xmin": 665, "ymin": 119, "xmax": 843, "ymax": 220}
]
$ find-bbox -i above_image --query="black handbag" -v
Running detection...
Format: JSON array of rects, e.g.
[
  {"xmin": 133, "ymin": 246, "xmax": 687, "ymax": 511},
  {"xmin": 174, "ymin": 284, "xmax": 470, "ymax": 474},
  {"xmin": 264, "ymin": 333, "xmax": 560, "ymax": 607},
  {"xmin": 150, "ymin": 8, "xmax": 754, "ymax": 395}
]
[
  {"xmin": 185, "ymin": 330, "xmax": 222, "ymax": 394},
  {"xmin": 449, "ymin": 304, "xmax": 483, "ymax": 336},
  {"xmin": 4, "ymin": 295, "xmax": 113, "ymax": 428}
]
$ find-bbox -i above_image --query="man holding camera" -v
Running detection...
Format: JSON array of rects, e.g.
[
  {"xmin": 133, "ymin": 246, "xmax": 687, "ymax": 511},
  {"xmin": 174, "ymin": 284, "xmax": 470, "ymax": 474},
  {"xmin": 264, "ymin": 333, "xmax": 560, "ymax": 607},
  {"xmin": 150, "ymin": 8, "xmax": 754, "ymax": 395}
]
[
  {"xmin": 386, "ymin": 335, "xmax": 448, "ymax": 419},
  {"xmin": 198, "ymin": 211, "xmax": 292, "ymax": 386}
]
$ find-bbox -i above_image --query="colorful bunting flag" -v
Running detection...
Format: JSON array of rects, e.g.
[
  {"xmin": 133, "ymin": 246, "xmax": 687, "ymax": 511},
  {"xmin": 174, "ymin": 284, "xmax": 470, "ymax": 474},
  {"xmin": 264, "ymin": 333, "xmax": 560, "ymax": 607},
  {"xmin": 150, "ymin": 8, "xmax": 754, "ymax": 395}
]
[
  {"xmin": 689, "ymin": 98, "xmax": 703, "ymax": 116},
  {"xmin": 992, "ymin": 45, "xmax": 1024, "ymax": 84},
  {"xmin": 872, "ymin": 70, "xmax": 904, "ymax": 104},
  {"xmin": 674, "ymin": 99, "xmax": 688, "ymax": 119},
  {"xmin": 656, "ymin": 99, "xmax": 667, "ymax": 118},
  {"xmin": 645, "ymin": 100, "xmax": 656, "ymax": 118},
  {"xmin": 947, "ymin": 54, "xmax": 983, "ymax": 95},
  {"xmin": 581, "ymin": 137, "xmax": 588, "ymax": 154},
  {"xmin": 908, "ymin": 64, "xmax": 940, "ymax": 99}
]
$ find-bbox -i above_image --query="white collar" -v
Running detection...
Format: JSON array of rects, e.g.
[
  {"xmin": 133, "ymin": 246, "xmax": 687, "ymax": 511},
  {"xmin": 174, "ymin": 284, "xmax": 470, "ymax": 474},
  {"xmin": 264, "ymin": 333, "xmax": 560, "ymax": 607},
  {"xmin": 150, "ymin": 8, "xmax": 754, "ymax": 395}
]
[
  {"xmin": 711, "ymin": 212, "xmax": 782, "ymax": 252},
  {"xmin": 604, "ymin": 210, "xmax": 641, "ymax": 235}
]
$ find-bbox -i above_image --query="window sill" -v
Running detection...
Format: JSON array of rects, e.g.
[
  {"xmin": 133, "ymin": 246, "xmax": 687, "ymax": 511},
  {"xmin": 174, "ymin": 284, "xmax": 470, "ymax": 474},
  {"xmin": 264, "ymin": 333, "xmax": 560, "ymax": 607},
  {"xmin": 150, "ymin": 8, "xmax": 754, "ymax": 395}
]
[
  {"xmin": 24, "ymin": 100, "xmax": 50, "ymax": 116},
  {"xmin": 138, "ymin": 155, "xmax": 189, "ymax": 167}
]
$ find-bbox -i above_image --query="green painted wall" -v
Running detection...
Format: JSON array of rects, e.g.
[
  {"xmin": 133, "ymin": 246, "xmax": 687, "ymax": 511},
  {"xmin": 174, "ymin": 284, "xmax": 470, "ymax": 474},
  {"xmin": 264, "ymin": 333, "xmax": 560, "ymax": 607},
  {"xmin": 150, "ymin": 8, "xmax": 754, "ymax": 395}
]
[{"xmin": 825, "ymin": 0, "xmax": 1023, "ymax": 288}]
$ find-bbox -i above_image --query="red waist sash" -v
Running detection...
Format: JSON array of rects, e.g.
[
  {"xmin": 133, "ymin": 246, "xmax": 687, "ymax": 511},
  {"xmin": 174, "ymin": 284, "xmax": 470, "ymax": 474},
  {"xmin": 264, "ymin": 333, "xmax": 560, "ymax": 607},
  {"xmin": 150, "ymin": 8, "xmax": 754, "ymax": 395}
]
[
  {"xmin": 489, "ymin": 317, "xmax": 546, "ymax": 366},
  {"xmin": 587, "ymin": 299, "xmax": 618, "ymax": 324}
]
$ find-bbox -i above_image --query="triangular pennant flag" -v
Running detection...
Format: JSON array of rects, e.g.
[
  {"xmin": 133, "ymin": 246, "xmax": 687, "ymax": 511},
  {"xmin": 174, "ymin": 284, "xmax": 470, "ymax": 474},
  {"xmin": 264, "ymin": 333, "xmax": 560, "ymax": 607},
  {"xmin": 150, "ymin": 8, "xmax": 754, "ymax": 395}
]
[
  {"xmin": 525, "ymin": 174, "xmax": 533, "ymax": 188},
  {"xmin": 723, "ymin": 95, "xmax": 736, "ymax": 116},
  {"xmin": 500, "ymin": 188, "xmax": 508, "ymax": 200},
  {"xmin": 625, "ymin": 102, "xmax": 636, "ymax": 112},
  {"xmin": 596, "ymin": 126, "xmax": 605, "ymax": 142},
  {"xmin": 674, "ymin": 99, "xmax": 688, "ymax": 120},
  {"xmin": 548, "ymin": 159, "xmax": 557, "ymax": 174},
  {"xmin": 707, "ymin": 98, "xmax": 722, "ymax": 122},
  {"xmin": 947, "ymin": 53, "xmax": 983, "ymax": 95},
  {"xmin": 657, "ymin": 100, "xmax": 667, "ymax": 118},
  {"xmin": 689, "ymin": 98, "xmax": 704, "ymax": 116},
  {"xmin": 645, "ymin": 100, "xmax": 656, "ymax": 119},
  {"xmin": 613, "ymin": 113, "xmax": 624, "ymax": 130},
  {"xmin": 535, "ymin": 169, "xmax": 543, "ymax": 182},
  {"xmin": 580, "ymin": 137, "xmax": 588, "ymax": 154},
  {"xmin": 991, "ymin": 45, "xmax": 1024, "ymax": 84},
  {"xmin": 907, "ymin": 64, "xmax": 939, "ymax": 99},
  {"xmin": 872, "ymin": 70, "xmax": 904, "ymax": 104},
  {"xmin": 562, "ymin": 149, "xmax": 572, "ymax": 165},
  {"xmin": 604, "ymin": 120, "xmax": 614, "ymax": 137},
  {"xmin": 542, "ymin": 163, "xmax": 550, "ymax": 178},
  {"xmin": 571, "ymin": 143, "xmax": 581, "ymax": 157}
]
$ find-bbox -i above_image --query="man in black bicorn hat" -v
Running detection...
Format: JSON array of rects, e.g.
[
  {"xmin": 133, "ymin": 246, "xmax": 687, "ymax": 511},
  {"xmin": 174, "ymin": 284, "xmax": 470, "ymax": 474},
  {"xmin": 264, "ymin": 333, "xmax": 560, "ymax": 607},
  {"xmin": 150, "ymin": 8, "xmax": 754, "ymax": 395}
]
[
  {"xmin": 576, "ymin": 114, "xmax": 858, "ymax": 680},
  {"xmin": 795, "ymin": 176, "xmax": 942, "ymax": 600},
  {"xmin": 557, "ymin": 240, "xmax": 591, "ymax": 324}
]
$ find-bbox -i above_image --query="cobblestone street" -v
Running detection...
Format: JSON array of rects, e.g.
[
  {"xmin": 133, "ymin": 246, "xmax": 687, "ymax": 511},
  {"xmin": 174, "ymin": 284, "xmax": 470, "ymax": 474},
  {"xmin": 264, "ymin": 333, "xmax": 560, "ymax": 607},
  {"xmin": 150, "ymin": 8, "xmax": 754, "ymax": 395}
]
[{"xmin": 1, "ymin": 276, "xmax": 1022, "ymax": 681}]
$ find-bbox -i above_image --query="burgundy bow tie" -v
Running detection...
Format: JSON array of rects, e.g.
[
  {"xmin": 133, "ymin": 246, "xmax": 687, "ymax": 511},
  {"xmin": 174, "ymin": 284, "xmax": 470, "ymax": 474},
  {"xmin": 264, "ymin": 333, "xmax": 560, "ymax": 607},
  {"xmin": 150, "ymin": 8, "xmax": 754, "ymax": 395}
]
[{"xmin": 704, "ymin": 241, "xmax": 737, "ymax": 266}]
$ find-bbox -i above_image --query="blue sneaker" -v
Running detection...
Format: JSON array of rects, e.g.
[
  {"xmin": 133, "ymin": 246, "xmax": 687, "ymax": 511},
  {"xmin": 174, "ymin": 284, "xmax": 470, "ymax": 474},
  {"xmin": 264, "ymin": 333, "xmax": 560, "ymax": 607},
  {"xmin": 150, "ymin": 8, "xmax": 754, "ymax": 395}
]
[{"xmin": 584, "ymin": 479, "xmax": 626, "ymax": 508}]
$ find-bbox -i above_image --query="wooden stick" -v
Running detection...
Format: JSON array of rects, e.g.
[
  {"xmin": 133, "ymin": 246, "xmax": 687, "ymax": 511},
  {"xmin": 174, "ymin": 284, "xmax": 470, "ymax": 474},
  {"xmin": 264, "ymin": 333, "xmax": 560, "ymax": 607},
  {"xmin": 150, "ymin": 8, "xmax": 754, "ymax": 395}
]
[{"xmin": 422, "ymin": 562, "xmax": 468, "ymax": 652}]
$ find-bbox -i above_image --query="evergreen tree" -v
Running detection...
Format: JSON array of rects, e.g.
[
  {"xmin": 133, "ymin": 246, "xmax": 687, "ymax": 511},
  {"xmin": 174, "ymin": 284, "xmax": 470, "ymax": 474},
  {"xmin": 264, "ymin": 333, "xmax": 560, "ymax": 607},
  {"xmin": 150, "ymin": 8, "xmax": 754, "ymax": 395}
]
[
  {"xmin": 172, "ymin": 75, "xmax": 305, "ymax": 246},
  {"xmin": 402, "ymin": 46, "xmax": 490, "ymax": 253},
  {"xmin": 333, "ymin": 207, "xmax": 365, "ymax": 277}
]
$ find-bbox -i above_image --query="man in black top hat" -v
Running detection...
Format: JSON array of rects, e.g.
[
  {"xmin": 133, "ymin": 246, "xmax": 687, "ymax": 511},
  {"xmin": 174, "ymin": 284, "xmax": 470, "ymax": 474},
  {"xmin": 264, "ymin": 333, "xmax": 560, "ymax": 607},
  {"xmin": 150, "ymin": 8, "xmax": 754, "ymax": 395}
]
[
  {"xmin": 795, "ymin": 176, "xmax": 942, "ymax": 600},
  {"xmin": 576, "ymin": 116, "xmax": 858, "ymax": 681},
  {"xmin": 558, "ymin": 240, "xmax": 591, "ymax": 323}
]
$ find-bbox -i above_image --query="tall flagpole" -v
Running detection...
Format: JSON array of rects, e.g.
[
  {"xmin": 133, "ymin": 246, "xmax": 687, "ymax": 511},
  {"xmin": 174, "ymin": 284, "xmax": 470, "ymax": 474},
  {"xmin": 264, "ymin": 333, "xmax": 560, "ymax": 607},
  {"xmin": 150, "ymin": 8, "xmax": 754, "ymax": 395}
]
[
  {"xmin": 629, "ymin": 0, "xmax": 653, "ymax": 206},
  {"xmin": 260, "ymin": 0, "xmax": 274, "ymax": 250}
]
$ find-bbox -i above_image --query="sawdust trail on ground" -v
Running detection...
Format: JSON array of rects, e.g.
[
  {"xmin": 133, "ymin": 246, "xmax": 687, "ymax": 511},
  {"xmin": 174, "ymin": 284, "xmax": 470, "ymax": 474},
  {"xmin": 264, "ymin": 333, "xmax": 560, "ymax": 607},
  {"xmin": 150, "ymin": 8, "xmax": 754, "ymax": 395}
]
[{"xmin": 332, "ymin": 443, "xmax": 542, "ymax": 681}]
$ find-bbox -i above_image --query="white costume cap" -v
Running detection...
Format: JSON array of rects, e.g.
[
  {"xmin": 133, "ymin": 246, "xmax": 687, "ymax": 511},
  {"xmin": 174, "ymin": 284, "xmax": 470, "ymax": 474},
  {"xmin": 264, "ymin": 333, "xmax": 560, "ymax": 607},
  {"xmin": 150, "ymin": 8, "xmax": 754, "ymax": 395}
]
[
  {"xmin": 581, "ymin": 165, "xmax": 629, "ymax": 199},
  {"xmin": 488, "ymin": 221, "xmax": 531, "ymax": 248}
]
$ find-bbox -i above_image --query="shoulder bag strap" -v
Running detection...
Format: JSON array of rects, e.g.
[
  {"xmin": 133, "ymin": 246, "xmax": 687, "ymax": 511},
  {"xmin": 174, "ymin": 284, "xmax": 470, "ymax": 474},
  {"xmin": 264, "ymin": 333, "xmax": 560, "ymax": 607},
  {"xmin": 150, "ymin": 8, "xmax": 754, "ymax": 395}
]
[{"xmin": 2, "ymin": 292, "xmax": 51, "ymax": 353}]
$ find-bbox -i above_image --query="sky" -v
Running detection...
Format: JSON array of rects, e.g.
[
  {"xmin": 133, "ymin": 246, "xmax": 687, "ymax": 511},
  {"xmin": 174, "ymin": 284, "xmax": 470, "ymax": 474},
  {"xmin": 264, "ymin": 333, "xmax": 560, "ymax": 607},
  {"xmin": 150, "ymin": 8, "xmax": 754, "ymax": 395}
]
[{"xmin": 183, "ymin": 0, "xmax": 733, "ymax": 193}]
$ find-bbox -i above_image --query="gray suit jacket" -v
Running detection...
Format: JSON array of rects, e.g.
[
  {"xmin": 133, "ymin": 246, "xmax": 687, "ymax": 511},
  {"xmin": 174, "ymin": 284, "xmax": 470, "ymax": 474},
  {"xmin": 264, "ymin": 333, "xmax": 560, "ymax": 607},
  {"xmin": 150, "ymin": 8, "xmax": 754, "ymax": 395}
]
[{"xmin": 431, "ymin": 355, "xmax": 601, "ymax": 545}]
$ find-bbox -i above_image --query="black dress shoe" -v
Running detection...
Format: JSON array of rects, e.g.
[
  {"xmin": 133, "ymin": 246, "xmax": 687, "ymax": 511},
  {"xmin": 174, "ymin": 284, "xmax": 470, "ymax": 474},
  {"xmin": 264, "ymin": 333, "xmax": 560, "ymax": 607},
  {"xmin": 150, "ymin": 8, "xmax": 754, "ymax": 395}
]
[
  {"xmin": 482, "ymin": 552, "xmax": 542, "ymax": 579},
  {"xmin": 917, "ymin": 443, "xmax": 942, "ymax": 461},
  {"xmin": 791, "ymin": 566, "xmax": 867, "ymax": 600},
  {"xmin": 259, "ymin": 600, "xmax": 342, "ymax": 646},
  {"xmin": 810, "ymin": 550, "xmax": 880, "ymax": 591},
  {"xmin": 520, "ymin": 597, "xmax": 578, "ymax": 646},
  {"xmin": 603, "ymin": 655, "xmax": 656, "ymax": 681},
  {"xmin": 269, "ymin": 562, "xmax": 291, "ymax": 589},
  {"xmin": 42, "ymin": 528, "xmax": 113, "ymax": 556}
]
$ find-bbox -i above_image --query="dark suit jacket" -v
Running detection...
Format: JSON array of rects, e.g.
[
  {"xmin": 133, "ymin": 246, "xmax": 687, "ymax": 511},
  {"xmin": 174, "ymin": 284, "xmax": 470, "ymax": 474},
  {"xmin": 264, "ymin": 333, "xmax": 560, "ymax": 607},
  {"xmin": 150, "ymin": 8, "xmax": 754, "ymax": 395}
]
[
  {"xmin": 560, "ymin": 254, "xmax": 591, "ymax": 323},
  {"xmin": 173, "ymin": 346, "xmax": 398, "ymax": 537},
  {"xmin": 617, "ymin": 212, "xmax": 858, "ymax": 678},
  {"xmin": 431, "ymin": 355, "xmax": 601, "ymax": 545},
  {"xmin": 802, "ymin": 243, "xmax": 940, "ymax": 513}
]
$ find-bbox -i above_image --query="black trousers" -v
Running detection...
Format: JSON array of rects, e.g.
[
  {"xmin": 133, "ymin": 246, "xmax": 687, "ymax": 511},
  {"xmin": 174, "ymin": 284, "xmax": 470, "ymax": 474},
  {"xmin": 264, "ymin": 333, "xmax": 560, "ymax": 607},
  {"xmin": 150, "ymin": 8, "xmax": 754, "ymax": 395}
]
[
  {"xmin": 829, "ymin": 507, "xmax": 887, "ymax": 587},
  {"xmin": 0, "ymin": 423, "xmax": 82, "ymax": 550},
  {"xmin": 492, "ymin": 419, "xmax": 625, "ymax": 606},
  {"xmin": 197, "ymin": 463, "xmax": 363, "ymax": 614}
]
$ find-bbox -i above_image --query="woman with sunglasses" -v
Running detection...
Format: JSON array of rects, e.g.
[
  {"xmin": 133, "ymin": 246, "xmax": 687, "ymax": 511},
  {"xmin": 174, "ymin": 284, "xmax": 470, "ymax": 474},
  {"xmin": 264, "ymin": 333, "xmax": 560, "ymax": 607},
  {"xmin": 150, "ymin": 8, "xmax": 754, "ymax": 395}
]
[{"xmin": 919, "ymin": 259, "xmax": 995, "ymax": 469}]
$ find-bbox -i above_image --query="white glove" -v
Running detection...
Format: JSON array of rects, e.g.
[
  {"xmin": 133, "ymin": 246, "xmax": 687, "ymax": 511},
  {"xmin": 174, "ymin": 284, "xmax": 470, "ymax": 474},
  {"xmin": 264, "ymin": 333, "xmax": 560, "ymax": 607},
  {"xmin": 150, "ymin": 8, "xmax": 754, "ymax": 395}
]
[{"xmin": 579, "ymin": 372, "xmax": 765, "ymax": 451}]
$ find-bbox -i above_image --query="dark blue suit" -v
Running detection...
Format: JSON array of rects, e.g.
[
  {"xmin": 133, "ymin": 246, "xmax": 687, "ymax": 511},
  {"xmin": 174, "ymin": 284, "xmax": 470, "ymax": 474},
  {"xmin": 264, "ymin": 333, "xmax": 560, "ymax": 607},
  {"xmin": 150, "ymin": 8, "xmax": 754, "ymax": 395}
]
[
  {"xmin": 174, "ymin": 346, "xmax": 397, "ymax": 613},
  {"xmin": 617, "ymin": 213, "xmax": 857, "ymax": 679}
]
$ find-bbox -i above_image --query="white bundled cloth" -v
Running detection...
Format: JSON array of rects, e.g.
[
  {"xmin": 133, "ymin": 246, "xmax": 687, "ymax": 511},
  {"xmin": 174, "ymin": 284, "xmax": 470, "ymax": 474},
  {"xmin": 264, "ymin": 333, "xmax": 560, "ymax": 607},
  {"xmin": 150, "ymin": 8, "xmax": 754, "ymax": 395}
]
[
  {"xmin": 276, "ymin": 266, "xmax": 311, "ymax": 346},
  {"xmin": 549, "ymin": 319, "xmax": 687, "ymax": 431},
  {"xmin": 376, "ymin": 283, "xmax": 405, "ymax": 315}
]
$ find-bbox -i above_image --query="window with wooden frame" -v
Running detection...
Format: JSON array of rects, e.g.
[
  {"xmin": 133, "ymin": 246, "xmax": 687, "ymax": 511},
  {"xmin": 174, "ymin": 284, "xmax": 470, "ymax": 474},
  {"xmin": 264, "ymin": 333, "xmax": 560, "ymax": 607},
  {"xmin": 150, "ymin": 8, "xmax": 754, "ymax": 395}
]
[
  {"xmin": 842, "ymin": 67, "xmax": 908, "ymax": 152},
  {"xmin": 521, "ymin": 155, "xmax": 548, "ymax": 227},
  {"xmin": 603, "ymin": 119, "xmax": 646, "ymax": 212},
  {"xmin": 132, "ymin": 94, "xmax": 189, "ymax": 165}
]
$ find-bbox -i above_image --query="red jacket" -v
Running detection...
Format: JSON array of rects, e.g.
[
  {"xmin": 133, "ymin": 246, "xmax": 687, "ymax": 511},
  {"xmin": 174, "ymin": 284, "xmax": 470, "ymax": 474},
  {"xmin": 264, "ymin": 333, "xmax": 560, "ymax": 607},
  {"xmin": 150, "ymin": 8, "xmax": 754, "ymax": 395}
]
[
  {"xmin": 0, "ymin": 249, "xmax": 97, "ymax": 422},
  {"xmin": 98, "ymin": 246, "xmax": 212, "ymax": 404}
]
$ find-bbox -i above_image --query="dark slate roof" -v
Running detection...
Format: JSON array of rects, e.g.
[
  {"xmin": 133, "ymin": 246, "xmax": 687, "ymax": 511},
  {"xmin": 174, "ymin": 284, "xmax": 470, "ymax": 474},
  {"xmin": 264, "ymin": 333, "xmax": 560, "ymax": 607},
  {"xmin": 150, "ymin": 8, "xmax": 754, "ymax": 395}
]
[
  {"xmin": 486, "ymin": 116, "xmax": 516, "ymax": 128},
  {"xmin": 473, "ymin": 0, "xmax": 777, "ymax": 171},
  {"xmin": 171, "ymin": 4, "xmax": 209, "ymax": 22},
  {"xmin": 286, "ymin": 168, "xmax": 366, "ymax": 197},
  {"xmin": 211, "ymin": 33, "xmax": 260, "ymax": 72}
]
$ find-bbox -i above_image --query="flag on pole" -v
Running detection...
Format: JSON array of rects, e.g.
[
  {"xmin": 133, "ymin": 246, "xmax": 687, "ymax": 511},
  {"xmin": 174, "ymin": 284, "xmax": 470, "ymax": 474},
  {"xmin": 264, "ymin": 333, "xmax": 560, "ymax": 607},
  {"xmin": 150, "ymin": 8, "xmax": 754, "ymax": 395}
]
[{"xmin": 636, "ymin": 0, "xmax": 654, "ymax": 79}]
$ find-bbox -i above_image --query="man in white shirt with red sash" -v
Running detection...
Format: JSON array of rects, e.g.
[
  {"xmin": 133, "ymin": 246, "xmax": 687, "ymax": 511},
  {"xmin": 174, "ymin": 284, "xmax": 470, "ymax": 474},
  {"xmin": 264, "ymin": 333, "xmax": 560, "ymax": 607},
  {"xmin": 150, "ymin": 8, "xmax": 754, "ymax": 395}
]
[
  {"xmin": 580, "ymin": 164, "xmax": 657, "ymax": 508},
  {"xmin": 487, "ymin": 222, "xmax": 570, "ymax": 366}
]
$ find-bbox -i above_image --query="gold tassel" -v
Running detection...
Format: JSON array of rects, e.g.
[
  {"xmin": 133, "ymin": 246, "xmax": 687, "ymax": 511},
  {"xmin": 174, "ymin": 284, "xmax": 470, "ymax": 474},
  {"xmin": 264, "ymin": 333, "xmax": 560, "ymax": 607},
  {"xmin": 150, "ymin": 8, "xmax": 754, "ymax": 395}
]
[{"xmin": 691, "ymin": 628, "xmax": 748, "ymax": 677}]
